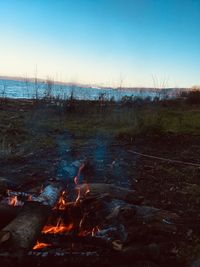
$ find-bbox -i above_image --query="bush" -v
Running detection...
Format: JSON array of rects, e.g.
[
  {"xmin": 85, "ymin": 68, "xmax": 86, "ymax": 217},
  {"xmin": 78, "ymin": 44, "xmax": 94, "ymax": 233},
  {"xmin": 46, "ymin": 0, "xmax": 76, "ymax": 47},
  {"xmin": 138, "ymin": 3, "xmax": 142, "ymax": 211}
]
[{"xmin": 186, "ymin": 90, "xmax": 200, "ymax": 105}]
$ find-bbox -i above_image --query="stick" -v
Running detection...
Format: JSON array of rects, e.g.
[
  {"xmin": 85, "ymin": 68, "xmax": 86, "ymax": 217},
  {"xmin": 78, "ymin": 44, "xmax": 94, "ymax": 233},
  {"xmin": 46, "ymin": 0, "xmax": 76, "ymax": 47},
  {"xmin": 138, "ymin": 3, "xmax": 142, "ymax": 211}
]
[{"xmin": 128, "ymin": 150, "xmax": 200, "ymax": 167}]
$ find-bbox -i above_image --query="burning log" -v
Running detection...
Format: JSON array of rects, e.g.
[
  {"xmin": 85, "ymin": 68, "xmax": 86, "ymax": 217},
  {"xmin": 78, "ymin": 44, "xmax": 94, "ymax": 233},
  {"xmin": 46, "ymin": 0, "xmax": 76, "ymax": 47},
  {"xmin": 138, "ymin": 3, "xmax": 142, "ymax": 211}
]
[
  {"xmin": 78, "ymin": 193, "xmax": 178, "ymax": 244},
  {"xmin": 37, "ymin": 233, "xmax": 112, "ymax": 248},
  {"xmin": 0, "ymin": 181, "xmax": 64, "ymax": 261},
  {"xmin": 0, "ymin": 175, "xmax": 177, "ymax": 266},
  {"xmin": 77, "ymin": 183, "xmax": 144, "ymax": 204},
  {"xmin": 6, "ymin": 190, "xmax": 33, "ymax": 200}
]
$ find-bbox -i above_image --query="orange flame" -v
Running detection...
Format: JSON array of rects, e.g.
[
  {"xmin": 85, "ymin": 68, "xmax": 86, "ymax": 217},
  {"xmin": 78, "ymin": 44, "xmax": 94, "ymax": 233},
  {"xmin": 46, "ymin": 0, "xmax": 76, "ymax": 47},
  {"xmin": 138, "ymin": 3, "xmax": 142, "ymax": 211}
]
[
  {"xmin": 33, "ymin": 241, "xmax": 52, "ymax": 250},
  {"xmin": 85, "ymin": 183, "xmax": 90, "ymax": 195},
  {"xmin": 78, "ymin": 226, "xmax": 100, "ymax": 237},
  {"xmin": 28, "ymin": 195, "xmax": 32, "ymax": 201},
  {"xmin": 53, "ymin": 191, "xmax": 67, "ymax": 210},
  {"xmin": 75, "ymin": 183, "xmax": 90, "ymax": 203},
  {"xmin": 78, "ymin": 230, "xmax": 93, "ymax": 237},
  {"xmin": 42, "ymin": 217, "xmax": 73, "ymax": 234},
  {"xmin": 75, "ymin": 188, "xmax": 81, "ymax": 203},
  {"xmin": 74, "ymin": 176, "xmax": 79, "ymax": 185},
  {"xmin": 40, "ymin": 185, "xmax": 44, "ymax": 194},
  {"xmin": 8, "ymin": 196, "xmax": 18, "ymax": 206},
  {"xmin": 73, "ymin": 162, "xmax": 85, "ymax": 185},
  {"xmin": 92, "ymin": 226, "xmax": 100, "ymax": 236}
]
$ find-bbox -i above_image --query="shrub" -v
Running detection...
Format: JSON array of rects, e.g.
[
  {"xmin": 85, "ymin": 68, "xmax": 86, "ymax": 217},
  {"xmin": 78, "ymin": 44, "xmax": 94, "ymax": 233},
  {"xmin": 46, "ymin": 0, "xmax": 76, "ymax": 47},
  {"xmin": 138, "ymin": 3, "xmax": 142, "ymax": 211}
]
[{"xmin": 186, "ymin": 90, "xmax": 200, "ymax": 105}]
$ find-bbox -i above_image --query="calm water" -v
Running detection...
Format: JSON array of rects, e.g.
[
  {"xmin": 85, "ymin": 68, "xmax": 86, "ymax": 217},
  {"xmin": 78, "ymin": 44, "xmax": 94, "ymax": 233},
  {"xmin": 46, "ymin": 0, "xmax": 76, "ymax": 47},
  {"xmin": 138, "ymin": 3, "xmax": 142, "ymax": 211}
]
[{"xmin": 0, "ymin": 79, "xmax": 177, "ymax": 101}]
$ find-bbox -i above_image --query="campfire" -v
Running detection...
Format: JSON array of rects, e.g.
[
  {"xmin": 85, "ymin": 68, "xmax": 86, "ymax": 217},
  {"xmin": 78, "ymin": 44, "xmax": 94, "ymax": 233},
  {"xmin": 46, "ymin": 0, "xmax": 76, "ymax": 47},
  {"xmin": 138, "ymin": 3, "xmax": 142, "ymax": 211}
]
[{"xmin": 0, "ymin": 159, "xmax": 179, "ymax": 266}]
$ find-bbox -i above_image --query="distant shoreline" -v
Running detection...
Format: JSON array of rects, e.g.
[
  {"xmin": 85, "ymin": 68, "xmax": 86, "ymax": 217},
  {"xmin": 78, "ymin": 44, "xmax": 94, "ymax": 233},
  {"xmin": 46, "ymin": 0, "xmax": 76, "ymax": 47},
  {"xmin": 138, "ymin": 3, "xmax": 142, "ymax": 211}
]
[{"xmin": 0, "ymin": 75, "xmax": 188, "ymax": 91}]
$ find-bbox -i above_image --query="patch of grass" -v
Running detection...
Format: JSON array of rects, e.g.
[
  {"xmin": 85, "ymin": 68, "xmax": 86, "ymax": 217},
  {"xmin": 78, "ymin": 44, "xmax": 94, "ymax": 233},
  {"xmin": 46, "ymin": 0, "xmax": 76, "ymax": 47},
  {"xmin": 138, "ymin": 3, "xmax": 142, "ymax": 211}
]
[{"xmin": 1, "ymin": 99, "xmax": 200, "ymax": 152}]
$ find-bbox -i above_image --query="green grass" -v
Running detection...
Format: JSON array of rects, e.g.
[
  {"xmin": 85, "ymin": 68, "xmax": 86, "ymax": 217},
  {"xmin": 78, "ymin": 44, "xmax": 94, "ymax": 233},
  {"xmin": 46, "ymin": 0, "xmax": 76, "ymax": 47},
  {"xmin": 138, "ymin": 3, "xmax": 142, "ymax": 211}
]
[
  {"xmin": 59, "ymin": 105, "xmax": 200, "ymax": 138},
  {"xmin": 1, "ymin": 99, "xmax": 200, "ymax": 158}
]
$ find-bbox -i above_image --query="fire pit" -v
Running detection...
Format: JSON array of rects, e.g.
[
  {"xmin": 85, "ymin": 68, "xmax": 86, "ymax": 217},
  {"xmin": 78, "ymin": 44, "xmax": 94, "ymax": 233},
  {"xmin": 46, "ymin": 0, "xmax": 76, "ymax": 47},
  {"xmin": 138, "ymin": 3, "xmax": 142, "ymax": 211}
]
[{"xmin": 0, "ymin": 159, "xmax": 178, "ymax": 267}]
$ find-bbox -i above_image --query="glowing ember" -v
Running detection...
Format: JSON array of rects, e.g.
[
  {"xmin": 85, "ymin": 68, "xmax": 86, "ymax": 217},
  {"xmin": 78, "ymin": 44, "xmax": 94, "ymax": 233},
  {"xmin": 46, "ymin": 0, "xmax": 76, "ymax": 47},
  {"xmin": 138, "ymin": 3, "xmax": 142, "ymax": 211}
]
[
  {"xmin": 42, "ymin": 217, "xmax": 74, "ymax": 234},
  {"xmin": 33, "ymin": 241, "xmax": 52, "ymax": 250},
  {"xmin": 8, "ymin": 196, "xmax": 18, "ymax": 206}
]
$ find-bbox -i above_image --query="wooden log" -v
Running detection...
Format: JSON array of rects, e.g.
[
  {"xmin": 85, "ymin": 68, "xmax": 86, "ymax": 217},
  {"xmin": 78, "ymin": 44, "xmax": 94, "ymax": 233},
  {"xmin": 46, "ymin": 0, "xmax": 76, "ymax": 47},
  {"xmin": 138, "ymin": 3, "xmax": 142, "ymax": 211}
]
[
  {"xmin": 0, "ymin": 250, "xmax": 160, "ymax": 267},
  {"xmin": 0, "ymin": 204, "xmax": 22, "ymax": 228},
  {"xmin": 110, "ymin": 204, "xmax": 177, "ymax": 223},
  {"xmin": 0, "ymin": 199, "xmax": 81, "ymax": 231},
  {"xmin": 112, "ymin": 241, "xmax": 160, "ymax": 261},
  {"xmin": 38, "ymin": 233, "xmax": 112, "ymax": 248},
  {"xmin": 79, "ymin": 195, "xmax": 177, "ymax": 242},
  {"xmin": 76, "ymin": 183, "xmax": 144, "ymax": 204},
  {"xmin": 35, "ymin": 182, "xmax": 63, "ymax": 206},
  {"xmin": 0, "ymin": 250, "xmax": 101, "ymax": 267},
  {"xmin": 106, "ymin": 202, "xmax": 178, "ymax": 238},
  {"xmin": 6, "ymin": 190, "xmax": 33, "ymax": 199},
  {"xmin": 0, "ymin": 181, "xmax": 64, "ymax": 260},
  {"xmin": 0, "ymin": 202, "xmax": 50, "ymax": 248}
]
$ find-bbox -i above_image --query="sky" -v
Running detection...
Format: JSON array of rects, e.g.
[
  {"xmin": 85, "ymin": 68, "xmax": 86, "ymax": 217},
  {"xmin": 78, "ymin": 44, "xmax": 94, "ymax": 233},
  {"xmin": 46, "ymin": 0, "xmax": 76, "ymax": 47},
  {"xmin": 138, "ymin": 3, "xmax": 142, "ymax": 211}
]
[{"xmin": 0, "ymin": 0, "xmax": 199, "ymax": 88}]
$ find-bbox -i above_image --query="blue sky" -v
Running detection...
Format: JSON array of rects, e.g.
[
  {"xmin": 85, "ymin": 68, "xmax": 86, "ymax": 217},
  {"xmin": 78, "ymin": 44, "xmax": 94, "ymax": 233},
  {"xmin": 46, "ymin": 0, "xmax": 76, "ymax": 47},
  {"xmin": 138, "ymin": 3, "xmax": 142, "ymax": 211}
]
[{"xmin": 0, "ymin": 0, "xmax": 199, "ymax": 87}]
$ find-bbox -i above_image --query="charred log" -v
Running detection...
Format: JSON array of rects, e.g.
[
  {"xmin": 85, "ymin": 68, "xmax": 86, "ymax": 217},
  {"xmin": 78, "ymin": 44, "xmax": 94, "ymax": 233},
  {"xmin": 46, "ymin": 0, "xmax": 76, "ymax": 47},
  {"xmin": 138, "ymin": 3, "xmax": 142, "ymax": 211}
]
[
  {"xmin": 38, "ymin": 233, "xmax": 112, "ymax": 248},
  {"xmin": 77, "ymin": 183, "xmax": 144, "ymax": 204}
]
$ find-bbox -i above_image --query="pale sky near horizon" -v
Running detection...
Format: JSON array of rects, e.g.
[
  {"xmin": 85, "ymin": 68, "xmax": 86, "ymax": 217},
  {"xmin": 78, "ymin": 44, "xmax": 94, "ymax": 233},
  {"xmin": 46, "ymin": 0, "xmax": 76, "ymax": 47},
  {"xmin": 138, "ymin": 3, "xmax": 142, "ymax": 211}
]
[{"xmin": 0, "ymin": 0, "xmax": 200, "ymax": 87}]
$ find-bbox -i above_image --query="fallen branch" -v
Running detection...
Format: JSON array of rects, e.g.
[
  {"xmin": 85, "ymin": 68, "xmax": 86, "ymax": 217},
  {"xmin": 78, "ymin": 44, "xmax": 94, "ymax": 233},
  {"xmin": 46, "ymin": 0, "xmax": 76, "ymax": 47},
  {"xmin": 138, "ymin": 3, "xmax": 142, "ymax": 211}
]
[{"xmin": 128, "ymin": 150, "xmax": 200, "ymax": 167}]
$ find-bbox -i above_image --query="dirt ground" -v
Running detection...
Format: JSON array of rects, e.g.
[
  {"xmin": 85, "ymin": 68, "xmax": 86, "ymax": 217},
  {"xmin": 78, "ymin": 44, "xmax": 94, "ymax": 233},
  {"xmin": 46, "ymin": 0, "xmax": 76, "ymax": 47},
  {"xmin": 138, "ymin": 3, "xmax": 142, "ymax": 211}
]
[{"xmin": 1, "ymin": 99, "xmax": 200, "ymax": 266}]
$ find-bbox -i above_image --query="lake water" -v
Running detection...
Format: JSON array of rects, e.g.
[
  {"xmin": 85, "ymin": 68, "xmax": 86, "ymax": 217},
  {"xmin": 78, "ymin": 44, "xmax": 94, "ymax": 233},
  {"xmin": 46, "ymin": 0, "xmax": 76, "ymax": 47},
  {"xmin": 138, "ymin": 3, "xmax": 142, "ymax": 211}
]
[{"xmin": 0, "ymin": 79, "xmax": 177, "ymax": 101}]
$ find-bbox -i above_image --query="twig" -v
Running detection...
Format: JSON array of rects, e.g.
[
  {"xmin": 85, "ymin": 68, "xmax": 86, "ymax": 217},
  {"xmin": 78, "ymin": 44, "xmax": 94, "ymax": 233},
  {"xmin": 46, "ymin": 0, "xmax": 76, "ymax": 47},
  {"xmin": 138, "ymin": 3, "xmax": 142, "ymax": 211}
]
[{"xmin": 128, "ymin": 150, "xmax": 200, "ymax": 167}]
